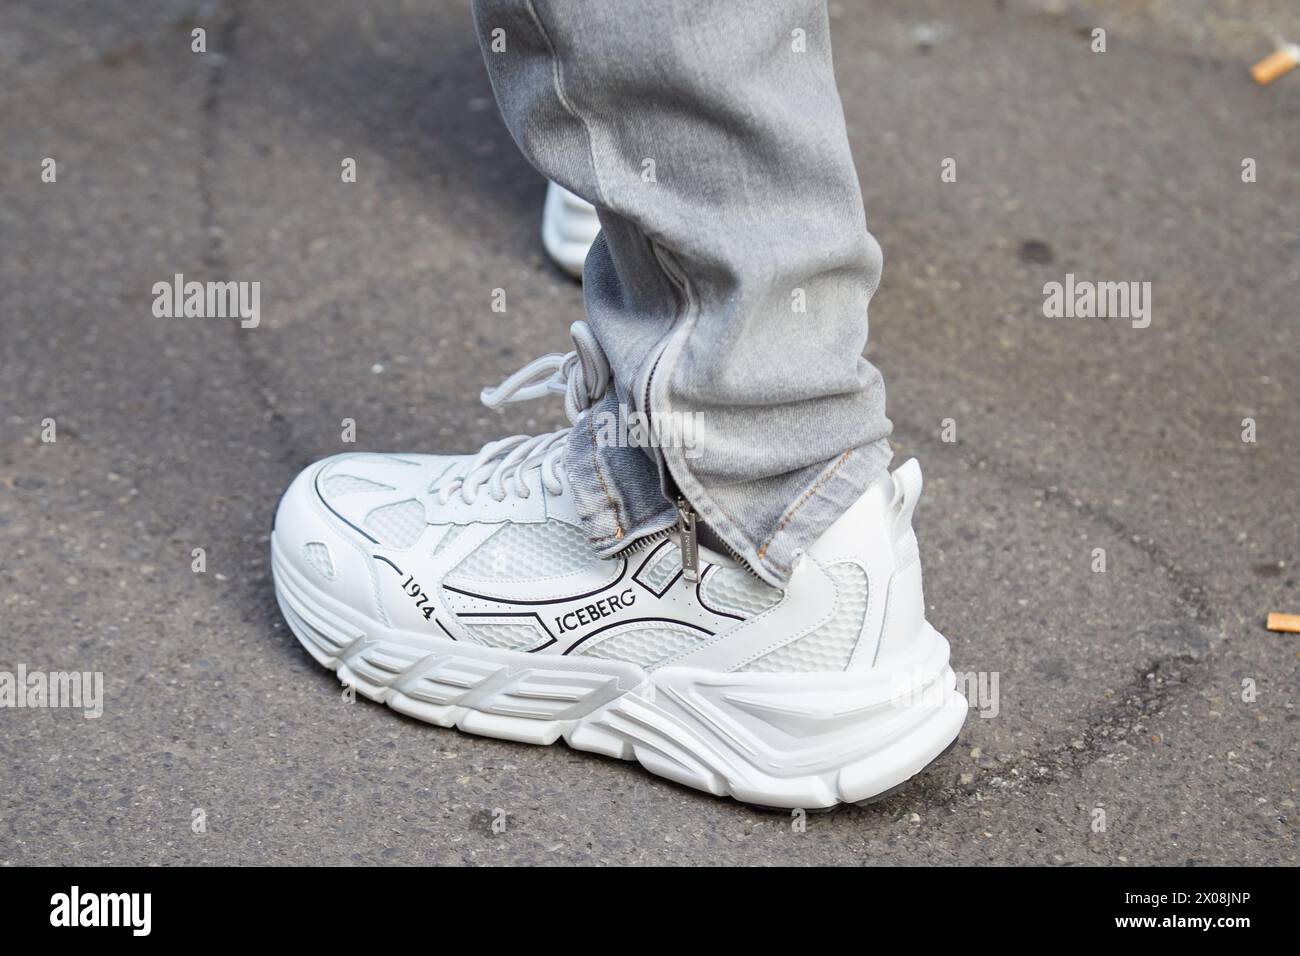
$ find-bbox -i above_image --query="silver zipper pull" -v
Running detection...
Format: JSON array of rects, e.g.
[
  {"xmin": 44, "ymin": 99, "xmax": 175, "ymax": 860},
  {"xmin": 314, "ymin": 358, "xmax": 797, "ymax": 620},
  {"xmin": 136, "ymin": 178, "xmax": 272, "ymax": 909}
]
[{"xmin": 676, "ymin": 496, "xmax": 700, "ymax": 582}]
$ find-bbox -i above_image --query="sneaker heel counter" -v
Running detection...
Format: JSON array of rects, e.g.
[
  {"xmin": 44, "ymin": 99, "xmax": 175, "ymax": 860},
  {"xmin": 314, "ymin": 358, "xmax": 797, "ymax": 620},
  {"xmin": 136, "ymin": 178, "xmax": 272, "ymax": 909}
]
[
  {"xmin": 868, "ymin": 460, "xmax": 928, "ymax": 668},
  {"xmin": 810, "ymin": 459, "xmax": 928, "ymax": 671},
  {"xmin": 875, "ymin": 542, "xmax": 925, "ymax": 667}
]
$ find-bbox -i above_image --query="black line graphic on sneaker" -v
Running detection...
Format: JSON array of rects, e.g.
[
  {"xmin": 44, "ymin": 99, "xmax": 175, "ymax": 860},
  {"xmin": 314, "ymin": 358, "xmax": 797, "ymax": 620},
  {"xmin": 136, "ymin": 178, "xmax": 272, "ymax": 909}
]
[
  {"xmin": 631, "ymin": 539, "xmax": 683, "ymax": 598},
  {"xmin": 457, "ymin": 610, "xmax": 557, "ymax": 651},
  {"xmin": 433, "ymin": 551, "xmax": 724, "ymax": 655},
  {"xmin": 373, "ymin": 554, "xmax": 456, "ymax": 639},
  {"xmin": 694, "ymin": 565, "xmax": 746, "ymax": 621},
  {"xmin": 315, "ymin": 465, "xmax": 381, "ymax": 544},
  {"xmin": 441, "ymin": 558, "xmax": 632, "ymax": 606}
]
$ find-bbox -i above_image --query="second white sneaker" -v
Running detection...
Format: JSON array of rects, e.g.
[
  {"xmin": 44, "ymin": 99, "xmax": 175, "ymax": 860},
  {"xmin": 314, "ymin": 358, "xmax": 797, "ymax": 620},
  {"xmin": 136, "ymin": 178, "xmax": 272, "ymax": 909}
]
[{"xmin": 541, "ymin": 181, "xmax": 600, "ymax": 279}]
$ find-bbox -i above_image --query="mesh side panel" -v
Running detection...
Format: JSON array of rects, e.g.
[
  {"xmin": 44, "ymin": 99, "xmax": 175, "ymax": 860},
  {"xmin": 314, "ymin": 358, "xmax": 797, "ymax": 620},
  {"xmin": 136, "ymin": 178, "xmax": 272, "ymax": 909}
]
[
  {"xmin": 702, "ymin": 567, "xmax": 782, "ymax": 617},
  {"xmin": 363, "ymin": 499, "xmax": 427, "ymax": 549},
  {"xmin": 743, "ymin": 563, "xmax": 868, "ymax": 673},
  {"xmin": 636, "ymin": 542, "xmax": 680, "ymax": 592},
  {"xmin": 460, "ymin": 620, "xmax": 550, "ymax": 650},
  {"xmin": 452, "ymin": 521, "xmax": 598, "ymax": 580},
  {"xmin": 302, "ymin": 541, "xmax": 335, "ymax": 580},
  {"xmin": 575, "ymin": 624, "xmax": 706, "ymax": 670},
  {"xmin": 430, "ymin": 525, "xmax": 463, "ymax": 558},
  {"xmin": 321, "ymin": 473, "xmax": 394, "ymax": 498}
]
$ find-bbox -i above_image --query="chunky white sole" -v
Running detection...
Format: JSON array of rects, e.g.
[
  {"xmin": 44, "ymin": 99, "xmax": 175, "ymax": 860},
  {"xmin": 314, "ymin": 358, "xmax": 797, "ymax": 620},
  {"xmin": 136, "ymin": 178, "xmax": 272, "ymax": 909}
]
[
  {"xmin": 541, "ymin": 182, "xmax": 600, "ymax": 279},
  {"xmin": 272, "ymin": 533, "xmax": 967, "ymax": 809}
]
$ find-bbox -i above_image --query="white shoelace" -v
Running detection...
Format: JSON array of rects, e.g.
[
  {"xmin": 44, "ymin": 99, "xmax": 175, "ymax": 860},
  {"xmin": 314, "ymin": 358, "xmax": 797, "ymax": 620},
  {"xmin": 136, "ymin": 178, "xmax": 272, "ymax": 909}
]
[{"xmin": 435, "ymin": 321, "xmax": 610, "ymax": 505}]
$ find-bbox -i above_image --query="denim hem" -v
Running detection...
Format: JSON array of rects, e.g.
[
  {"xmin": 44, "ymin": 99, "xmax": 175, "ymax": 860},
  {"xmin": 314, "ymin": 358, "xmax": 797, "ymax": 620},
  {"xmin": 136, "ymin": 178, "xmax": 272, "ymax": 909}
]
[
  {"xmin": 566, "ymin": 395, "xmax": 679, "ymax": 559},
  {"xmin": 669, "ymin": 436, "xmax": 892, "ymax": 588},
  {"xmin": 750, "ymin": 437, "xmax": 893, "ymax": 581}
]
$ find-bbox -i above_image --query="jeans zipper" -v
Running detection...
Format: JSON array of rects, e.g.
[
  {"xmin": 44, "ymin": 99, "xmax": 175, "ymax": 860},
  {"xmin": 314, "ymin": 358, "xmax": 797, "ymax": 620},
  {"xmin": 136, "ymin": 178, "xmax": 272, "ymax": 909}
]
[
  {"xmin": 612, "ymin": 241, "xmax": 764, "ymax": 583},
  {"xmin": 675, "ymin": 495, "xmax": 700, "ymax": 582}
]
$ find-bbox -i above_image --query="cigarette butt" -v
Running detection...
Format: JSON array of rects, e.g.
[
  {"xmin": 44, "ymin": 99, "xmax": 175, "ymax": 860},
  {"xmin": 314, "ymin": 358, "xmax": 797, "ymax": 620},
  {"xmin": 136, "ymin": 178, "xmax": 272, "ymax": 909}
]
[
  {"xmin": 1265, "ymin": 612, "xmax": 1300, "ymax": 633},
  {"xmin": 1251, "ymin": 44, "xmax": 1300, "ymax": 85}
]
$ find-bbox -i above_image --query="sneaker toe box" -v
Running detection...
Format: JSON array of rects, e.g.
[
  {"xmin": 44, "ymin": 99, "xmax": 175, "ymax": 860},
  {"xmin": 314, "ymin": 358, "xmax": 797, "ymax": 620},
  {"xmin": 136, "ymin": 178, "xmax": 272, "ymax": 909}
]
[{"xmin": 271, "ymin": 453, "xmax": 456, "ymax": 610}]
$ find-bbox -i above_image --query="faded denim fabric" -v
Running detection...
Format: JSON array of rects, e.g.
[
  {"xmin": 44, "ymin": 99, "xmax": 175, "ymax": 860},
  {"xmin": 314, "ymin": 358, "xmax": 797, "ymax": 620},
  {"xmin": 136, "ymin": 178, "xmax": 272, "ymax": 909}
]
[{"xmin": 473, "ymin": 0, "xmax": 892, "ymax": 585}]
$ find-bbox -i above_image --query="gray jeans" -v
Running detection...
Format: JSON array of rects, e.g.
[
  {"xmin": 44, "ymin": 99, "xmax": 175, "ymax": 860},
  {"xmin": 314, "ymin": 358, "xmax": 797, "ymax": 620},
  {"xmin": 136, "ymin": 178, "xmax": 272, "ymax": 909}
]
[{"xmin": 472, "ymin": 0, "xmax": 892, "ymax": 586}]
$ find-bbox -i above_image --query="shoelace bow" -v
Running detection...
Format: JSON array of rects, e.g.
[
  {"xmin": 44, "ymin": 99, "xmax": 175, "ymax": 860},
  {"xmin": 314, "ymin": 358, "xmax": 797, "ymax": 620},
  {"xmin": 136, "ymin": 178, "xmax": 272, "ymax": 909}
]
[{"xmin": 435, "ymin": 320, "xmax": 611, "ymax": 505}]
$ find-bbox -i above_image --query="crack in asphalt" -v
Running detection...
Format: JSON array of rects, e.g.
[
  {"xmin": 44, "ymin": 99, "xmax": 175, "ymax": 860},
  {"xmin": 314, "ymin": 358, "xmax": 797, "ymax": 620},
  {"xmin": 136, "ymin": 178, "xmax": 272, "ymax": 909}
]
[
  {"xmin": 867, "ymin": 430, "xmax": 1228, "ymax": 815},
  {"xmin": 198, "ymin": 4, "xmax": 240, "ymax": 276},
  {"xmin": 196, "ymin": 0, "xmax": 304, "ymax": 474}
]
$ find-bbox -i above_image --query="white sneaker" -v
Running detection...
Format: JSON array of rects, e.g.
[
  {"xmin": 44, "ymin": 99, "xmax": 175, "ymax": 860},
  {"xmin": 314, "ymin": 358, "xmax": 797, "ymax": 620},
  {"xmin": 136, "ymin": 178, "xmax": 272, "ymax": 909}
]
[
  {"xmin": 271, "ymin": 339, "xmax": 966, "ymax": 808},
  {"xmin": 541, "ymin": 181, "xmax": 599, "ymax": 279}
]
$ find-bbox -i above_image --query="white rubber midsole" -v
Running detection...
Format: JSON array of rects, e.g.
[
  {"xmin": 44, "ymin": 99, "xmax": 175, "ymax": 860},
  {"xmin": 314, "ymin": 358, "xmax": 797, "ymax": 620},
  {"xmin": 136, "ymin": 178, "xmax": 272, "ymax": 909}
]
[{"xmin": 272, "ymin": 532, "xmax": 967, "ymax": 808}]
